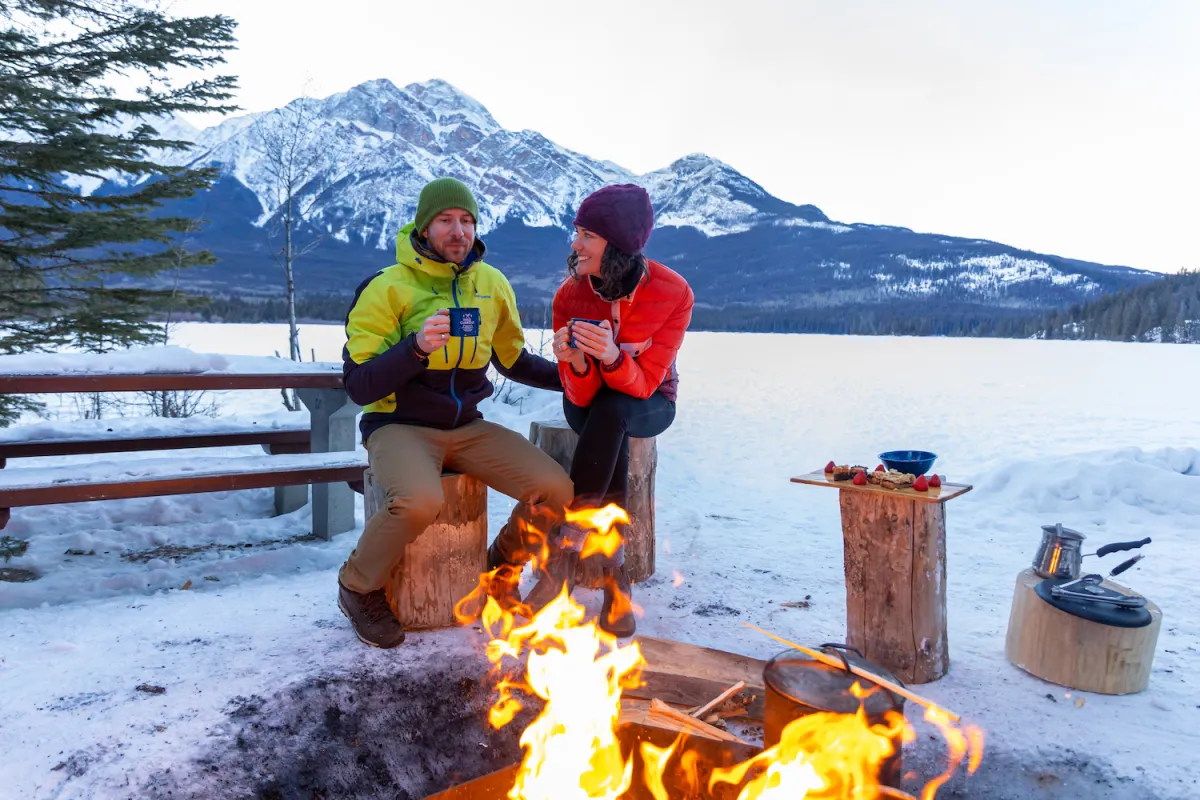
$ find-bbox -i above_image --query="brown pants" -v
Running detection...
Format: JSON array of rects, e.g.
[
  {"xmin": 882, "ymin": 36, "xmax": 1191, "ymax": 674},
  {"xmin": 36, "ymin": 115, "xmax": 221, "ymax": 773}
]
[{"xmin": 339, "ymin": 419, "xmax": 574, "ymax": 593}]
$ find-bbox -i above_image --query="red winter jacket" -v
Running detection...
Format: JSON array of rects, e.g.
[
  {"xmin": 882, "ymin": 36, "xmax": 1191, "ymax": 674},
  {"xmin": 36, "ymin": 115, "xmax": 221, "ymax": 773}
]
[{"xmin": 553, "ymin": 259, "xmax": 694, "ymax": 406}]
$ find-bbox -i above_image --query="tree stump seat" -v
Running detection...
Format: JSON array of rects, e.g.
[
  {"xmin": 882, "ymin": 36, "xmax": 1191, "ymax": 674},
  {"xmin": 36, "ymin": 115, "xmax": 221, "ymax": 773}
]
[
  {"xmin": 518, "ymin": 419, "xmax": 658, "ymax": 589},
  {"xmin": 363, "ymin": 468, "xmax": 487, "ymax": 629}
]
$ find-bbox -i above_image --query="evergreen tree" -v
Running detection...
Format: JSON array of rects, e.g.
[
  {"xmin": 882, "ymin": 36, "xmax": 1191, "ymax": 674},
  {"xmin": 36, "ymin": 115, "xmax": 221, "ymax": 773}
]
[{"xmin": 0, "ymin": 0, "xmax": 237, "ymax": 425}]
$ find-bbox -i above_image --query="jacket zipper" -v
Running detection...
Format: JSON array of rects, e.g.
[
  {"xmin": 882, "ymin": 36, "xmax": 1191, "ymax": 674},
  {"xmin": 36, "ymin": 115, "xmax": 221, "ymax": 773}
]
[{"xmin": 449, "ymin": 270, "xmax": 465, "ymax": 428}]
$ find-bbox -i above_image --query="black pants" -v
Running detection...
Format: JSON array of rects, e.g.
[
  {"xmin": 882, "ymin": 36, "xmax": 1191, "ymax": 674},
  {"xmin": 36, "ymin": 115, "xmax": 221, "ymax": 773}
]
[{"xmin": 564, "ymin": 387, "xmax": 676, "ymax": 512}]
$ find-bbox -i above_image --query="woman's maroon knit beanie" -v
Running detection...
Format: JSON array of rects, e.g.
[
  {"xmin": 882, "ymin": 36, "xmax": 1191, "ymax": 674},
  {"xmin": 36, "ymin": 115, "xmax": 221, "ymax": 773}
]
[{"xmin": 573, "ymin": 184, "xmax": 655, "ymax": 256}]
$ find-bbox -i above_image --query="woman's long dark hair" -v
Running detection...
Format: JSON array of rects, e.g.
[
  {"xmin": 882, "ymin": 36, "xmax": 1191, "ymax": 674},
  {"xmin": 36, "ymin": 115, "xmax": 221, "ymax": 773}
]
[{"xmin": 567, "ymin": 244, "xmax": 647, "ymax": 301}]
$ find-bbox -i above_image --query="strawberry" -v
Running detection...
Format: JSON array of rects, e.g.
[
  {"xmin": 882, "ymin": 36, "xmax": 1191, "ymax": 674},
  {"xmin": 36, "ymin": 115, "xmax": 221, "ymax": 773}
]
[
  {"xmin": 928, "ymin": 474, "xmax": 942, "ymax": 488},
  {"xmin": 875, "ymin": 464, "xmax": 885, "ymax": 472},
  {"xmin": 852, "ymin": 470, "xmax": 868, "ymax": 486},
  {"xmin": 912, "ymin": 475, "xmax": 929, "ymax": 492},
  {"xmin": 824, "ymin": 461, "xmax": 836, "ymax": 473}
]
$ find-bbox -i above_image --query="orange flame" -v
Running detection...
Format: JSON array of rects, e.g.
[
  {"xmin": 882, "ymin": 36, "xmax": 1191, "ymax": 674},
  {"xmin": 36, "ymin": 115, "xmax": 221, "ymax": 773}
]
[
  {"xmin": 478, "ymin": 584, "xmax": 643, "ymax": 800},
  {"xmin": 566, "ymin": 504, "xmax": 630, "ymax": 560},
  {"xmin": 707, "ymin": 704, "xmax": 902, "ymax": 799},
  {"xmin": 453, "ymin": 565, "xmax": 527, "ymax": 626},
  {"xmin": 917, "ymin": 705, "xmax": 986, "ymax": 800},
  {"xmin": 639, "ymin": 739, "xmax": 679, "ymax": 800}
]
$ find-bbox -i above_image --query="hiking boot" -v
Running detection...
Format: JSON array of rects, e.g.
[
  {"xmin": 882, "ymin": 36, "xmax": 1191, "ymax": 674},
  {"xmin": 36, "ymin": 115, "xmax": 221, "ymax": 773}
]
[
  {"xmin": 523, "ymin": 548, "xmax": 579, "ymax": 617},
  {"xmin": 487, "ymin": 564, "xmax": 524, "ymax": 612},
  {"xmin": 487, "ymin": 536, "xmax": 517, "ymax": 571},
  {"xmin": 484, "ymin": 537, "xmax": 526, "ymax": 612},
  {"xmin": 599, "ymin": 566, "xmax": 636, "ymax": 638},
  {"xmin": 338, "ymin": 582, "xmax": 406, "ymax": 649}
]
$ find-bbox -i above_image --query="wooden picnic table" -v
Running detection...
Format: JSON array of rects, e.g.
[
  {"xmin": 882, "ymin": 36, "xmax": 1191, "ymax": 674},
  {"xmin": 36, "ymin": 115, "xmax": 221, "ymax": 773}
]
[
  {"xmin": 0, "ymin": 365, "xmax": 360, "ymax": 539},
  {"xmin": 791, "ymin": 469, "xmax": 974, "ymax": 684}
]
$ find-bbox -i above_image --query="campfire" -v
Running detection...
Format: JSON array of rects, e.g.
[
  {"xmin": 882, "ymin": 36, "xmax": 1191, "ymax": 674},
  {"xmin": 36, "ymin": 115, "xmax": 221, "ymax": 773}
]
[{"xmin": 447, "ymin": 506, "xmax": 984, "ymax": 800}]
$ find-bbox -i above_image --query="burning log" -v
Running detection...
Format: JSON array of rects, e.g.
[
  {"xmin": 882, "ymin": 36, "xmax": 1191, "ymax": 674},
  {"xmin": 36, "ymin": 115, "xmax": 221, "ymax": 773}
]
[
  {"xmin": 363, "ymin": 468, "xmax": 488, "ymax": 629},
  {"xmin": 518, "ymin": 420, "xmax": 658, "ymax": 588}
]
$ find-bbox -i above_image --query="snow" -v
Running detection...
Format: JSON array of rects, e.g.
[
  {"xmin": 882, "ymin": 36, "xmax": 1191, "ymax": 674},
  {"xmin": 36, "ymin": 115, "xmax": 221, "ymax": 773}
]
[
  {"xmin": 0, "ymin": 451, "xmax": 365, "ymax": 491},
  {"xmin": 0, "ymin": 346, "xmax": 341, "ymax": 377},
  {"xmin": 1, "ymin": 324, "xmax": 1199, "ymax": 798},
  {"xmin": 895, "ymin": 254, "xmax": 1104, "ymax": 293},
  {"xmin": 0, "ymin": 410, "xmax": 305, "ymax": 445},
  {"xmin": 776, "ymin": 218, "xmax": 852, "ymax": 233}
]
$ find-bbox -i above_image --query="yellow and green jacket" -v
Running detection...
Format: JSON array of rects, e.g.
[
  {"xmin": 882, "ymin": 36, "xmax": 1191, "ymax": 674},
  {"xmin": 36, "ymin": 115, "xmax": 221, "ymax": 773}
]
[{"xmin": 342, "ymin": 223, "xmax": 561, "ymax": 441}]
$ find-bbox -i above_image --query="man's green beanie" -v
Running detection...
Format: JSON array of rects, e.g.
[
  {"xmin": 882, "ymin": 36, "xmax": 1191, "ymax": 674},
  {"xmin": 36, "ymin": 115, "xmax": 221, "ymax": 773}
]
[{"xmin": 414, "ymin": 177, "xmax": 480, "ymax": 234}]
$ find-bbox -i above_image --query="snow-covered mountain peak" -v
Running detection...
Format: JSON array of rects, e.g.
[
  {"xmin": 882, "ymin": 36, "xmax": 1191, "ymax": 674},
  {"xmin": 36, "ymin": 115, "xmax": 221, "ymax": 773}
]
[
  {"xmin": 639, "ymin": 153, "xmax": 811, "ymax": 236},
  {"xmin": 405, "ymin": 78, "xmax": 497, "ymax": 129}
]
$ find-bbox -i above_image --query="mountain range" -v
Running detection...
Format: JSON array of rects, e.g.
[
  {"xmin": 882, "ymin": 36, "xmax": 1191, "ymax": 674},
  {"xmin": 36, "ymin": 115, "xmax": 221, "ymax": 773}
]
[{"xmin": 93, "ymin": 78, "xmax": 1157, "ymax": 318}]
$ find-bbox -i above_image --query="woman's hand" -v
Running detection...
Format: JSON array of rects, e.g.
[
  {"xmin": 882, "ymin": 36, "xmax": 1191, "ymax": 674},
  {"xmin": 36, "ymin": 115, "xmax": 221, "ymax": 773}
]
[
  {"xmin": 553, "ymin": 326, "xmax": 589, "ymax": 371},
  {"xmin": 571, "ymin": 320, "xmax": 620, "ymax": 366}
]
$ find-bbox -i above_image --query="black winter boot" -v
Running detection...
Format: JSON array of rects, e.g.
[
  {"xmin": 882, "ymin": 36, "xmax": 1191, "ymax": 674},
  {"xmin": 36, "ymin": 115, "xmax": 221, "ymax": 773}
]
[
  {"xmin": 599, "ymin": 566, "xmax": 636, "ymax": 638},
  {"xmin": 486, "ymin": 537, "xmax": 525, "ymax": 612},
  {"xmin": 487, "ymin": 536, "xmax": 515, "ymax": 571},
  {"xmin": 522, "ymin": 548, "xmax": 579, "ymax": 617},
  {"xmin": 338, "ymin": 582, "xmax": 406, "ymax": 649}
]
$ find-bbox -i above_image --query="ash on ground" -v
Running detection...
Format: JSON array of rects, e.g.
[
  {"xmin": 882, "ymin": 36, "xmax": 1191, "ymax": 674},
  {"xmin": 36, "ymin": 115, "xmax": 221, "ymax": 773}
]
[{"xmin": 141, "ymin": 659, "xmax": 534, "ymax": 800}]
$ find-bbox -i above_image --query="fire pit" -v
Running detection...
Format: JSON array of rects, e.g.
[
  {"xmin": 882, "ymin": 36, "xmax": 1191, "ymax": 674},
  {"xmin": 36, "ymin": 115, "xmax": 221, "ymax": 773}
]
[{"xmin": 440, "ymin": 505, "xmax": 983, "ymax": 800}]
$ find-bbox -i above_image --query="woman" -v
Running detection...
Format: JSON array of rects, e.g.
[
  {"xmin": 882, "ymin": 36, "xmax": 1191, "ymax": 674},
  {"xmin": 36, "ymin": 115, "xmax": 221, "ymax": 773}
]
[{"xmin": 524, "ymin": 183, "xmax": 694, "ymax": 637}]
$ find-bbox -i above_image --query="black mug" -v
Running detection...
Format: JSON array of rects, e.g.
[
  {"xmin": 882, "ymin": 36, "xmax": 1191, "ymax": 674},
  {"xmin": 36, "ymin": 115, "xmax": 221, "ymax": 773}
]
[
  {"xmin": 449, "ymin": 307, "xmax": 482, "ymax": 338},
  {"xmin": 569, "ymin": 318, "xmax": 603, "ymax": 348}
]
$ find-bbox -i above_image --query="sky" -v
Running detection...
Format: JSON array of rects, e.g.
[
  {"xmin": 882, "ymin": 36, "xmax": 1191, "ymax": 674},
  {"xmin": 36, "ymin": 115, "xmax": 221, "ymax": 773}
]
[{"xmin": 169, "ymin": 0, "xmax": 1198, "ymax": 274}]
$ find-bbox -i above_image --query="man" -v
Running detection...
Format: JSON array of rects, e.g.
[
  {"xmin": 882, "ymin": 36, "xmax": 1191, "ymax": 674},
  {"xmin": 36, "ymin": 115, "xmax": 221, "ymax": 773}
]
[{"xmin": 338, "ymin": 177, "xmax": 572, "ymax": 648}]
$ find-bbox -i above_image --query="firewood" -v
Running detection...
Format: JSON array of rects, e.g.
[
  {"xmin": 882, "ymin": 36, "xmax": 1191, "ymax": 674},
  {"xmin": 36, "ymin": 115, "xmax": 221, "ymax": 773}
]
[
  {"xmin": 648, "ymin": 698, "xmax": 749, "ymax": 744},
  {"xmin": 688, "ymin": 680, "xmax": 746, "ymax": 718}
]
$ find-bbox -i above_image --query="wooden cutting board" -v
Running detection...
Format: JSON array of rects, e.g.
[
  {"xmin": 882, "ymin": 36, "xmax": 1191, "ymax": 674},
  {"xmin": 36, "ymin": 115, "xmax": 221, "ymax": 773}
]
[{"xmin": 791, "ymin": 469, "xmax": 973, "ymax": 503}]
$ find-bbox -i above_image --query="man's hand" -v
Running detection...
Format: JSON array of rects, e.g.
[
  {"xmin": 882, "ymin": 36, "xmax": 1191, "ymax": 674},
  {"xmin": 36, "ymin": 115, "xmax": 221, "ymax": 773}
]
[
  {"xmin": 570, "ymin": 320, "xmax": 620, "ymax": 366},
  {"xmin": 552, "ymin": 325, "xmax": 589, "ymax": 372},
  {"xmin": 415, "ymin": 309, "xmax": 451, "ymax": 354}
]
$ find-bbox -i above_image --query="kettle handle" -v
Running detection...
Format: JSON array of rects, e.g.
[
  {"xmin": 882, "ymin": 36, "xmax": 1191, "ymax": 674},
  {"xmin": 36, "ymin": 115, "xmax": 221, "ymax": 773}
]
[{"xmin": 1095, "ymin": 537, "xmax": 1152, "ymax": 558}]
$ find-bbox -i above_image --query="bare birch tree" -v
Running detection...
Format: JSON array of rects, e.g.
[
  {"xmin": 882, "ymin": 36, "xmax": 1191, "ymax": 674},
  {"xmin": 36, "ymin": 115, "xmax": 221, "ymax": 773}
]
[{"xmin": 254, "ymin": 96, "xmax": 352, "ymax": 410}]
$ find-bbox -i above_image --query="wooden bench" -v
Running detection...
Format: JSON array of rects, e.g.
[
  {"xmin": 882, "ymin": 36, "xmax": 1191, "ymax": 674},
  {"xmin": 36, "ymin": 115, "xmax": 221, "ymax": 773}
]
[
  {"xmin": 0, "ymin": 452, "xmax": 368, "ymax": 539},
  {"xmin": 0, "ymin": 426, "xmax": 311, "ymax": 462},
  {"xmin": 0, "ymin": 365, "xmax": 361, "ymax": 538},
  {"xmin": 0, "ymin": 421, "xmax": 320, "ymax": 516}
]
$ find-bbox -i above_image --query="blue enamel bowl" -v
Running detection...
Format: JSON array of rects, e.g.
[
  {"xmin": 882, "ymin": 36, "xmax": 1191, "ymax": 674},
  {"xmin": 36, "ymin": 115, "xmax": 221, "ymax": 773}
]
[{"xmin": 878, "ymin": 450, "xmax": 937, "ymax": 477}]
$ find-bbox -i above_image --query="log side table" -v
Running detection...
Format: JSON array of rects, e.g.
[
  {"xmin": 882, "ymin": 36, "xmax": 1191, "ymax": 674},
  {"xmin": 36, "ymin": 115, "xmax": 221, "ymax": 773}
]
[{"xmin": 791, "ymin": 470, "xmax": 974, "ymax": 684}]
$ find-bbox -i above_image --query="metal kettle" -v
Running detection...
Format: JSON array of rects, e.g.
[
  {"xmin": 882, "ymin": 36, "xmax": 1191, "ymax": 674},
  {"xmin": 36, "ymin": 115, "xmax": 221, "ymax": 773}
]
[
  {"xmin": 1032, "ymin": 523, "xmax": 1153, "ymax": 580},
  {"xmin": 1033, "ymin": 523, "xmax": 1086, "ymax": 579}
]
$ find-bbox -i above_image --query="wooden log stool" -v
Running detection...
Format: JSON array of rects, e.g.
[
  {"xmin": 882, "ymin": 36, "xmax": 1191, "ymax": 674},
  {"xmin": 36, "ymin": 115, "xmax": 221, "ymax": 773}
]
[
  {"xmin": 515, "ymin": 420, "xmax": 658, "ymax": 589},
  {"xmin": 1004, "ymin": 567, "xmax": 1162, "ymax": 694},
  {"xmin": 791, "ymin": 469, "xmax": 974, "ymax": 685},
  {"xmin": 363, "ymin": 468, "xmax": 487, "ymax": 629}
]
